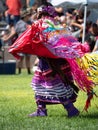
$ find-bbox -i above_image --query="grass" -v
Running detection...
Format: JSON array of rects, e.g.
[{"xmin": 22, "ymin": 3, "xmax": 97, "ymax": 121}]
[{"xmin": 0, "ymin": 69, "xmax": 98, "ymax": 130}]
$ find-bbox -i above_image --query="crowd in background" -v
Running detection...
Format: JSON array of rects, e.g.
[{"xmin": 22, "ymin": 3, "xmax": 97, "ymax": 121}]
[{"xmin": 0, "ymin": 0, "xmax": 98, "ymax": 73}]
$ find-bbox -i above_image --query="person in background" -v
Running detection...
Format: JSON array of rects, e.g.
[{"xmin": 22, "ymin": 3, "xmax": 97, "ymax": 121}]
[
  {"xmin": 5, "ymin": 0, "xmax": 22, "ymax": 26},
  {"xmin": 55, "ymin": 6, "xmax": 64, "ymax": 17},
  {"xmin": 3, "ymin": 10, "xmax": 32, "ymax": 74},
  {"xmin": 93, "ymin": 39, "xmax": 98, "ymax": 52},
  {"xmin": 70, "ymin": 9, "xmax": 84, "ymax": 41},
  {"xmin": 85, "ymin": 23, "xmax": 98, "ymax": 52},
  {"xmin": 96, "ymin": 19, "xmax": 98, "ymax": 25}
]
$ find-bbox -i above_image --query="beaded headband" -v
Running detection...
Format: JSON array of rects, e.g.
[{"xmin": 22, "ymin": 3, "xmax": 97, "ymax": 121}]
[{"xmin": 37, "ymin": 5, "xmax": 57, "ymax": 17}]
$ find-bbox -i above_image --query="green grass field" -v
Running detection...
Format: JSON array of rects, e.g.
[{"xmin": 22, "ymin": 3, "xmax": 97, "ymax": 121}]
[{"xmin": 0, "ymin": 69, "xmax": 98, "ymax": 130}]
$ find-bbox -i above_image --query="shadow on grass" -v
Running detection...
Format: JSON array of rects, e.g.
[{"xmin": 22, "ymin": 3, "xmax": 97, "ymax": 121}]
[
  {"xmin": 80, "ymin": 112, "xmax": 98, "ymax": 119},
  {"xmin": 49, "ymin": 112, "xmax": 98, "ymax": 119}
]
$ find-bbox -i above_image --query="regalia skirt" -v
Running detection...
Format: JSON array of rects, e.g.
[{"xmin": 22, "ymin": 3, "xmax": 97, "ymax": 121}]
[{"xmin": 31, "ymin": 58, "xmax": 77, "ymax": 104}]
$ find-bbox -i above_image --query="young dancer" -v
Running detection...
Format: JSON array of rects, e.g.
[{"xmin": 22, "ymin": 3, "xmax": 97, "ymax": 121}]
[{"xmin": 8, "ymin": 2, "xmax": 98, "ymax": 117}]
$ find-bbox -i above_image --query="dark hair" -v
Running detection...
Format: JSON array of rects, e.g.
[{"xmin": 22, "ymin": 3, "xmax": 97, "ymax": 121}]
[
  {"xmin": 91, "ymin": 23, "xmax": 98, "ymax": 35},
  {"xmin": 37, "ymin": 5, "xmax": 57, "ymax": 19},
  {"xmin": 67, "ymin": 8, "xmax": 75, "ymax": 14},
  {"xmin": 34, "ymin": 0, "xmax": 52, "ymax": 7}
]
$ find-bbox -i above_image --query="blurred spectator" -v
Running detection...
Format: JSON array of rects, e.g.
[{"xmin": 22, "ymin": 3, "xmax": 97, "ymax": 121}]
[
  {"xmin": 55, "ymin": 6, "xmax": 64, "ymax": 17},
  {"xmin": 59, "ymin": 15, "xmax": 66, "ymax": 27},
  {"xmin": 5, "ymin": 0, "xmax": 22, "ymax": 26},
  {"xmin": 93, "ymin": 39, "xmax": 98, "ymax": 52},
  {"xmin": 65, "ymin": 8, "xmax": 75, "ymax": 26},
  {"xmin": 20, "ymin": 0, "xmax": 27, "ymax": 10},
  {"xmin": 0, "ymin": 12, "xmax": 6, "ymax": 22},
  {"xmin": 1, "ymin": 23, "xmax": 17, "ymax": 46},
  {"xmin": 3, "ymin": 10, "xmax": 32, "ymax": 74},
  {"xmin": 29, "ymin": 10, "xmax": 38, "ymax": 23},
  {"xmin": 85, "ymin": 23, "xmax": 98, "ymax": 52},
  {"xmin": 71, "ymin": 9, "xmax": 90, "ymax": 42},
  {"xmin": 96, "ymin": 19, "xmax": 98, "ymax": 25},
  {"xmin": 85, "ymin": 21, "xmax": 92, "ymax": 34},
  {"xmin": 0, "ymin": 0, "xmax": 7, "ymax": 13}
]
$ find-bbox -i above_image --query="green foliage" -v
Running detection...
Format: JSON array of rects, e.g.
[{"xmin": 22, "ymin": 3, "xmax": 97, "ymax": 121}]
[{"xmin": 0, "ymin": 69, "xmax": 98, "ymax": 130}]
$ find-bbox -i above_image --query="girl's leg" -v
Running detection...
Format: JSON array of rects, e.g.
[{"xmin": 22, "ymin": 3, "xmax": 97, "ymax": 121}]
[
  {"xmin": 62, "ymin": 100, "xmax": 79, "ymax": 117},
  {"xmin": 28, "ymin": 100, "xmax": 47, "ymax": 117}
]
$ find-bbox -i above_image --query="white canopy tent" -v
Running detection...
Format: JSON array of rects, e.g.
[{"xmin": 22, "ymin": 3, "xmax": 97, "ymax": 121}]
[
  {"xmin": 50, "ymin": 0, "xmax": 98, "ymax": 43},
  {"xmin": 50, "ymin": 0, "xmax": 85, "ymax": 6},
  {"xmin": 50, "ymin": 0, "xmax": 98, "ymax": 8}
]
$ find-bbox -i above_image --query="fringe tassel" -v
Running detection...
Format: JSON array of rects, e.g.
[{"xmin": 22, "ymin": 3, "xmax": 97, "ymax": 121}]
[{"xmin": 84, "ymin": 91, "xmax": 98, "ymax": 112}]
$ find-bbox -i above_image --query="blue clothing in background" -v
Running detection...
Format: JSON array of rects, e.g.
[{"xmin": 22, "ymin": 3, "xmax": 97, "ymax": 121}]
[{"xmin": 29, "ymin": 0, "xmax": 35, "ymax": 7}]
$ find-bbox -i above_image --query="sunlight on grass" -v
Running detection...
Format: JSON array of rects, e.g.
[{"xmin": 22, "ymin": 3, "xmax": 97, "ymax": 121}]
[
  {"xmin": 1, "ymin": 91, "xmax": 32, "ymax": 97},
  {"xmin": 0, "ymin": 69, "xmax": 98, "ymax": 130}
]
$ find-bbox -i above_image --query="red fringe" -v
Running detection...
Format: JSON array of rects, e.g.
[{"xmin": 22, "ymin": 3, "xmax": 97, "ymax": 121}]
[{"xmin": 84, "ymin": 91, "xmax": 98, "ymax": 112}]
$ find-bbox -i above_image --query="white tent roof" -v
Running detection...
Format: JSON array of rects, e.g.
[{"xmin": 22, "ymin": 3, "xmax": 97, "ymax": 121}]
[
  {"xmin": 50, "ymin": 0, "xmax": 98, "ymax": 8},
  {"xmin": 51, "ymin": 0, "xmax": 86, "ymax": 6}
]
